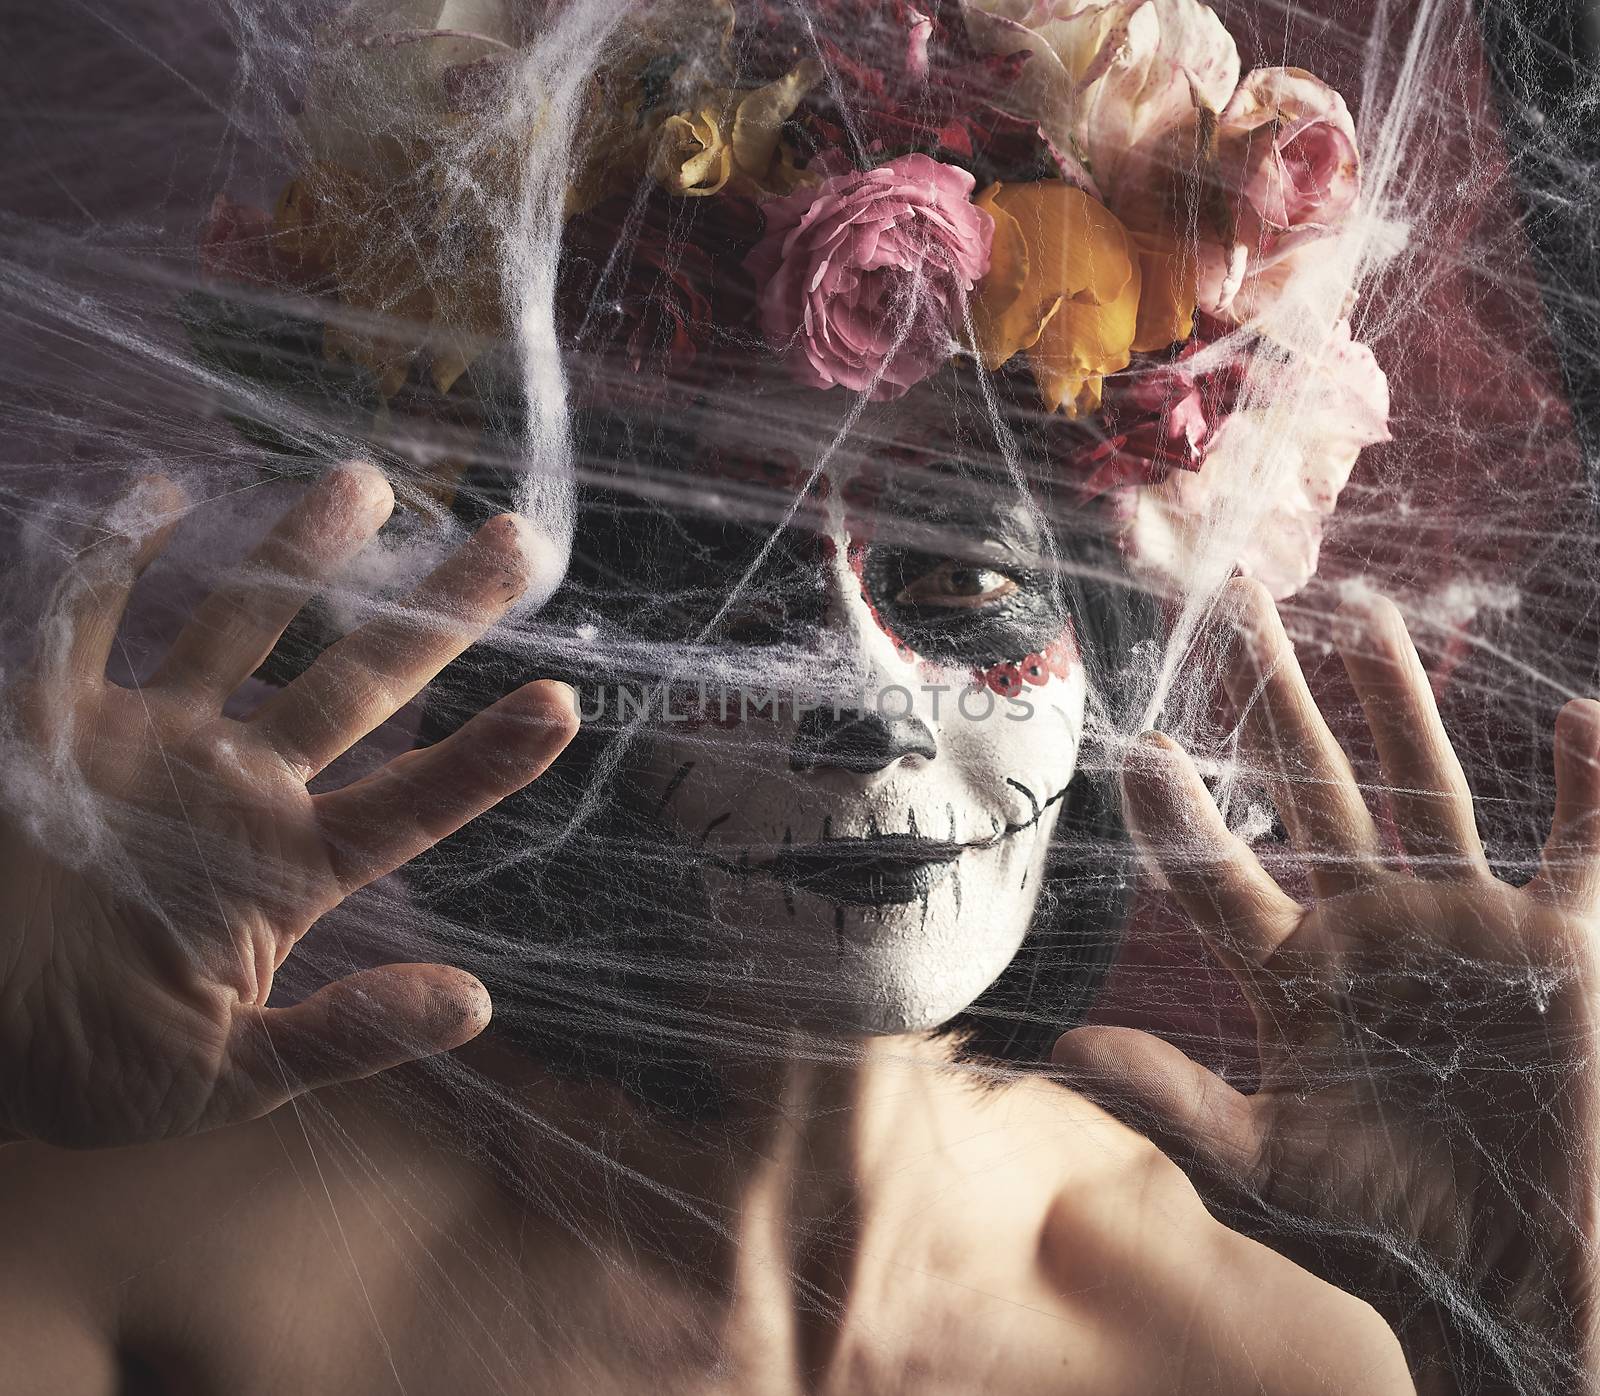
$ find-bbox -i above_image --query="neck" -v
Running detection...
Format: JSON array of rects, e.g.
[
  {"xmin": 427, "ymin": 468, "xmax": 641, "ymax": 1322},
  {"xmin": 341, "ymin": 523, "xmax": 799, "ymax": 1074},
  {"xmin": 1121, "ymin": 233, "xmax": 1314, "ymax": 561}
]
[
  {"xmin": 713, "ymin": 1030, "xmax": 965, "ymax": 1215},
  {"xmin": 671, "ymin": 1032, "xmax": 995, "ymax": 1383},
  {"xmin": 469, "ymin": 1030, "xmax": 983, "ymax": 1286},
  {"xmin": 442, "ymin": 1026, "xmax": 1068, "ymax": 1388}
]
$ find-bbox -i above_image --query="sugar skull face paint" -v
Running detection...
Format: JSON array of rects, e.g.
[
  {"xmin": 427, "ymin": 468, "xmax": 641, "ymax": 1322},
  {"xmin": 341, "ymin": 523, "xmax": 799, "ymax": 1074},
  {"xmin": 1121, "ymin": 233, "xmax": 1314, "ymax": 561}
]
[{"xmin": 628, "ymin": 447, "xmax": 1087, "ymax": 1036}]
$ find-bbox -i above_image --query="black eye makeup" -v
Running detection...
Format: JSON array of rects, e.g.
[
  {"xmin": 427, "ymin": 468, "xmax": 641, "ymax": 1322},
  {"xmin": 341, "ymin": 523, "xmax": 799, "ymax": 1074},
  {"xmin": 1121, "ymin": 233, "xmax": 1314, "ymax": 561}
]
[
  {"xmin": 621, "ymin": 457, "xmax": 1075, "ymax": 669},
  {"xmin": 852, "ymin": 460, "xmax": 1072, "ymax": 668},
  {"xmin": 860, "ymin": 540, "xmax": 1067, "ymax": 668}
]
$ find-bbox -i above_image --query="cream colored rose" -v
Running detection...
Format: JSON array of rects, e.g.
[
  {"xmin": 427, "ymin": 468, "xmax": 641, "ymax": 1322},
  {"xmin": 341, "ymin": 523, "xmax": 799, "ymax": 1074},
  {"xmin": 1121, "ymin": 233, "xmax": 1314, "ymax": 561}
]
[
  {"xmin": 963, "ymin": 0, "xmax": 1240, "ymax": 226},
  {"xmin": 651, "ymin": 108, "xmax": 734, "ymax": 196}
]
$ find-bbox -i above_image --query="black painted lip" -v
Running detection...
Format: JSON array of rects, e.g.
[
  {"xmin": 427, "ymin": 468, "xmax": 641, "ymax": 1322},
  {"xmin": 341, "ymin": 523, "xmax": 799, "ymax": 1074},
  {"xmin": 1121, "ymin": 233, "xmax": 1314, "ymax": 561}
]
[
  {"xmin": 763, "ymin": 838, "xmax": 961, "ymax": 907},
  {"xmin": 704, "ymin": 781, "xmax": 1070, "ymax": 908}
]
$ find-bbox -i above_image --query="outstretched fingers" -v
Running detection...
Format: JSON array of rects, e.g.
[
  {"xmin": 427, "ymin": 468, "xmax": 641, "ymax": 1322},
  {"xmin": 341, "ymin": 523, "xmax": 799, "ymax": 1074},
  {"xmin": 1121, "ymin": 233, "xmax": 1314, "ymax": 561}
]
[
  {"xmin": 1221, "ymin": 578, "xmax": 1380, "ymax": 898},
  {"xmin": 38, "ymin": 475, "xmax": 188, "ymax": 689},
  {"xmin": 1123, "ymin": 730, "xmax": 1302, "ymax": 976},
  {"xmin": 315, "ymin": 678, "xmax": 579, "ymax": 893},
  {"xmin": 252, "ymin": 513, "xmax": 547, "ymax": 777},
  {"xmin": 1335, "ymin": 595, "xmax": 1487, "ymax": 879},
  {"xmin": 154, "ymin": 462, "xmax": 394, "ymax": 702},
  {"xmin": 1535, "ymin": 698, "xmax": 1600, "ymax": 913}
]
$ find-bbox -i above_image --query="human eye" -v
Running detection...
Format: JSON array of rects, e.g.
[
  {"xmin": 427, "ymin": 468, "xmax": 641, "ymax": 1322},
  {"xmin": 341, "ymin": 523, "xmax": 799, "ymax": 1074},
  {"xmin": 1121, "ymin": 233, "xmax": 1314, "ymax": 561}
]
[
  {"xmin": 863, "ymin": 539, "xmax": 1066, "ymax": 670},
  {"xmin": 894, "ymin": 558, "xmax": 1021, "ymax": 610}
]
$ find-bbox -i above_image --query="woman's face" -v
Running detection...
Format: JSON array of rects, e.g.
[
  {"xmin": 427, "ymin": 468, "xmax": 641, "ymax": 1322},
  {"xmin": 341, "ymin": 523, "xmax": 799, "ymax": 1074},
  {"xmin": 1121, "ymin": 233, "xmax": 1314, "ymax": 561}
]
[{"xmin": 625, "ymin": 431, "xmax": 1088, "ymax": 1036}]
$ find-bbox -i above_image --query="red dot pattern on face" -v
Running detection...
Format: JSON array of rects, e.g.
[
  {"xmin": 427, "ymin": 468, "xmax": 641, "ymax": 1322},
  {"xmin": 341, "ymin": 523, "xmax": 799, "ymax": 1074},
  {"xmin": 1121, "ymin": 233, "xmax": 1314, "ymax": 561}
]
[
  {"xmin": 972, "ymin": 620, "xmax": 1079, "ymax": 697},
  {"xmin": 984, "ymin": 662, "xmax": 1024, "ymax": 698},
  {"xmin": 688, "ymin": 454, "xmax": 1083, "ymax": 698}
]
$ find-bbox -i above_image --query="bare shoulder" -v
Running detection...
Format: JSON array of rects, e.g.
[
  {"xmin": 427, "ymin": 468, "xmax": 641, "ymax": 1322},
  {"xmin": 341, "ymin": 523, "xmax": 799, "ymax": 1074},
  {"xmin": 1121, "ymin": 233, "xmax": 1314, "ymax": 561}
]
[
  {"xmin": 0, "ymin": 1073, "xmax": 498, "ymax": 1395},
  {"xmin": 0, "ymin": 1117, "xmax": 292, "ymax": 1395},
  {"xmin": 0, "ymin": 1078, "xmax": 403, "ymax": 1279},
  {"xmin": 1035, "ymin": 1095, "xmax": 1415, "ymax": 1396},
  {"xmin": 0, "ymin": 1140, "xmax": 126, "ymax": 1394}
]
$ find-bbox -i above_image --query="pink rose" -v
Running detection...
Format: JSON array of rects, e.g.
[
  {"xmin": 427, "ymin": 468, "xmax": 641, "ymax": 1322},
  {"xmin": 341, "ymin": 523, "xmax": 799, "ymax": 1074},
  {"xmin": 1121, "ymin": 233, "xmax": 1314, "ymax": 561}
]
[
  {"xmin": 1216, "ymin": 67, "xmax": 1360, "ymax": 273},
  {"xmin": 743, "ymin": 154, "xmax": 993, "ymax": 400}
]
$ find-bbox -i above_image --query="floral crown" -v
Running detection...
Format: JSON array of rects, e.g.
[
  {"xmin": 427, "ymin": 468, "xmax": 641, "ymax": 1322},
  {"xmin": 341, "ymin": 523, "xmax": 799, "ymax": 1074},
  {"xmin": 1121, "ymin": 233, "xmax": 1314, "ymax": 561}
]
[{"xmin": 198, "ymin": 0, "xmax": 1392, "ymax": 599}]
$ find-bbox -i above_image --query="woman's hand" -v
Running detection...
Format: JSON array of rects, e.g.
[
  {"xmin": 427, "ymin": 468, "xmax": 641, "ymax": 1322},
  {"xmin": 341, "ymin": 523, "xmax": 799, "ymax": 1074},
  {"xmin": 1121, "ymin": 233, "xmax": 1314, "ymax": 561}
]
[
  {"xmin": 0, "ymin": 464, "xmax": 577, "ymax": 1149},
  {"xmin": 1053, "ymin": 578, "xmax": 1600, "ymax": 1395}
]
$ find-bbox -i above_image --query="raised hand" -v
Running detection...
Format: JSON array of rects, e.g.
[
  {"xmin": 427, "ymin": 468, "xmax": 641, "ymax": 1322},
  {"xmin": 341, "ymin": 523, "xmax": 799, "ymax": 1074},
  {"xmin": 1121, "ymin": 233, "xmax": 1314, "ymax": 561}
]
[
  {"xmin": 1053, "ymin": 578, "xmax": 1600, "ymax": 1395},
  {"xmin": 0, "ymin": 464, "xmax": 576, "ymax": 1148}
]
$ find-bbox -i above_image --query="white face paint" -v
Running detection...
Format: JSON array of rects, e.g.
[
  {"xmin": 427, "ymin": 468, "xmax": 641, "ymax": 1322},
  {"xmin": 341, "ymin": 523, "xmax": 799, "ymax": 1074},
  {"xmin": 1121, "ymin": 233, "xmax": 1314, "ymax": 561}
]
[{"xmin": 631, "ymin": 451, "xmax": 1088, "ymax": 1036}]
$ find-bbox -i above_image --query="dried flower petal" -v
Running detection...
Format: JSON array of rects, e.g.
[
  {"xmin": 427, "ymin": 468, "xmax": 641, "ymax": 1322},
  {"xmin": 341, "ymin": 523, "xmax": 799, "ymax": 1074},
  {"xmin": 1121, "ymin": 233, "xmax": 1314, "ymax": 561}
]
[{"xmin": 971, "ymin": 181, "xmax": 1140, "ymax": 416}]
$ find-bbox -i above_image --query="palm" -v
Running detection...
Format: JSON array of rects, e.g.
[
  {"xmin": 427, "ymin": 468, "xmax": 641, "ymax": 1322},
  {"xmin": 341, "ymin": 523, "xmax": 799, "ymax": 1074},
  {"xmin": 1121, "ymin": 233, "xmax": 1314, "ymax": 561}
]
[
  {"xmin": 1251, "ymin": 885, "xmax": 1596, "ymax": 1249},
  {"xmin": 67, "ymin": 684, "xmax": 337, "ymax": 938},
  {"xmin": 1054, "ymin": 579, "xmax": 1600, "ymax": 1389},
  {"xmin": 0, "ymin": 467, "xmax": 576, "ymax": 1148}
]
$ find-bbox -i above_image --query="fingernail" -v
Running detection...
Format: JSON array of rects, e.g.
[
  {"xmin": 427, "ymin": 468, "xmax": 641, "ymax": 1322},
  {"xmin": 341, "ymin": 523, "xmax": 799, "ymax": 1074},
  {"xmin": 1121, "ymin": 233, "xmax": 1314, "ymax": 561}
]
[
  {"xmin": 106, "ymin": 477, "xmax": 179, "ymax": 539},
  {"xmin": 1343, "ymin": 587, "xmax": 1396, "ymax": 626},
  {"xmin": 333, "ymin": 458, "xmax": 390, "ymax": 497},
  {"xmin": 1123, "ymin": 730, "xmax": 1176, "ymax": 778},
  {"xmin": 481, "ymin": 512, "xmax": 531, "ymax": 545},
  {"xmin": 1220, "ymin": 574, "xmax": 1267, "ymax": 616}
]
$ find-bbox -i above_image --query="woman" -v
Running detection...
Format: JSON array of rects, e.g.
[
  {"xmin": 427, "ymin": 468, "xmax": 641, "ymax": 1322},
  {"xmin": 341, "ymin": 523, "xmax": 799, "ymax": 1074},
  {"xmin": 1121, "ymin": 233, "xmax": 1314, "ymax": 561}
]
[
  {"xmin": 2, "ymin": 451, "xmax": 1596, "ymax": 1394},
  {"xmin": 0, "ymin": 2, "xmax": 1595, "ymax": 1392}
]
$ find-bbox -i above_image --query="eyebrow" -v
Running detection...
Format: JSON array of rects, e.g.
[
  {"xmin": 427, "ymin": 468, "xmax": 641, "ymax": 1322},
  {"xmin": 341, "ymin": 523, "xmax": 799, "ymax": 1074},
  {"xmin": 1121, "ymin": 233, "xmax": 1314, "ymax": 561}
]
[{"xmin": 868, "ymin": 463, "xmax": 1045, "ymax": 553}]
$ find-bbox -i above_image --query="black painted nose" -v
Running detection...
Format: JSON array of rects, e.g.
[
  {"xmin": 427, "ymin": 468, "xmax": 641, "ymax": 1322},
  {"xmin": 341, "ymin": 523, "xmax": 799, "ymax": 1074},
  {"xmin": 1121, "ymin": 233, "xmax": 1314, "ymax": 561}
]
[{"xmin": 790, "ymin": 706, "xmax": 937, "ymax": 774}]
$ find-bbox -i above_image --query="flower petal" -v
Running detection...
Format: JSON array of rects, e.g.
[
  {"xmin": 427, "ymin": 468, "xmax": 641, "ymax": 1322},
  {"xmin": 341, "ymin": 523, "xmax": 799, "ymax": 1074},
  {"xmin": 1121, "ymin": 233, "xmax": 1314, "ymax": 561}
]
[{"xmin": 1130, "ymin": 230, "xmax": 1197, "ymax": 352}]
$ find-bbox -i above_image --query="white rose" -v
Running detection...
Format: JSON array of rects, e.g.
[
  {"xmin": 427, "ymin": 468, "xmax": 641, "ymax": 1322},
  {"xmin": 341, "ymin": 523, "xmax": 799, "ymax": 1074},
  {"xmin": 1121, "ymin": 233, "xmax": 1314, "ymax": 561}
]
[
  {"xmin": 963, "ymin": 0, "xmax": 1240, "ymax": 224},
  {"xmin": 1121, "ymin": 320, "xmax": 1390, "ymax": 598}
]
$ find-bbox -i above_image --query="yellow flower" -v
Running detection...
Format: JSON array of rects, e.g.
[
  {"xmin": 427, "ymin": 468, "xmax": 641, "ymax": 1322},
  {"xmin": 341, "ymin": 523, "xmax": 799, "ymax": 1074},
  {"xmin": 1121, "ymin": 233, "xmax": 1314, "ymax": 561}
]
[
  {"xmin": 1130, "ymin": 231, "xmax": 1198, "ymax": 353},
  {"xmin": 648, "ymin": 60, "xmax": 821, "ymax": 199},
  {"xmin": 972, "ymin": 181, "xmax": 1143, "ymax": 418}
]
